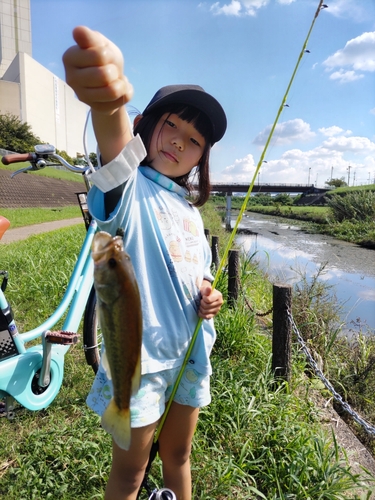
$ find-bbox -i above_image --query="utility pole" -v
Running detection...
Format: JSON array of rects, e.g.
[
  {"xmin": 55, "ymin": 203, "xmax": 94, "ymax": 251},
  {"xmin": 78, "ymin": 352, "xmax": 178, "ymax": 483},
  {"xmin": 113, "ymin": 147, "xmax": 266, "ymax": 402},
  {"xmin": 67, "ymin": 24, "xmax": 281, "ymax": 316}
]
[
  {"xmin": 347, "ymin": 165, "xmax": 351, "ymax": 186},
  {"xmin": 330, "ymin": 166, "xmax": 333, "ymax": 181}
]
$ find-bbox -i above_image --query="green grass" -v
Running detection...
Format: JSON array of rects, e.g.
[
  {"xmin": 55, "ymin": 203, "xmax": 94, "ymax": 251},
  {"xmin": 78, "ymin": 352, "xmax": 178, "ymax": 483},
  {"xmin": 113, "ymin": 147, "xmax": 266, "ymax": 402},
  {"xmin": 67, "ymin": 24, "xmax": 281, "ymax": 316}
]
[
  {"xmin": 327, "ymin": 184, "xmax": 375, "ymax": 195},
  {"xmin": 0, "ymin": 208, "xmax": 374, "ymax": 499},
  {"xmin": 244, "ymin": 204, "xmax": 329, "ymax": 223},
  {"xmin": 1, "ymin": 207, "xmax": 82, "ymax": 229}
]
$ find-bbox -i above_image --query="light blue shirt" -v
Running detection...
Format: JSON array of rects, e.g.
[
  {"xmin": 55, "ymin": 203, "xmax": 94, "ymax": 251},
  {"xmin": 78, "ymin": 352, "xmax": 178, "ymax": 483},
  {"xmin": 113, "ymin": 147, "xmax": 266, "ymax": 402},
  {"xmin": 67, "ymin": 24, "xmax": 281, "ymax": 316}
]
[{"xmin": 87, "ymin": 155, "xmax": 216, "ymax": 376}]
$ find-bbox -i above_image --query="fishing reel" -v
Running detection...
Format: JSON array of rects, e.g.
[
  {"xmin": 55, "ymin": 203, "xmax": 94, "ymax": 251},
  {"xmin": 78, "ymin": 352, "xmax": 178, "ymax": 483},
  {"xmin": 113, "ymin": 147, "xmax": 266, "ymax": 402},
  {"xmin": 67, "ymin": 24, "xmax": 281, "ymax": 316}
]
[{"xmin": 148, "ymin": 488, "xmax": 176, "ymax": 500}]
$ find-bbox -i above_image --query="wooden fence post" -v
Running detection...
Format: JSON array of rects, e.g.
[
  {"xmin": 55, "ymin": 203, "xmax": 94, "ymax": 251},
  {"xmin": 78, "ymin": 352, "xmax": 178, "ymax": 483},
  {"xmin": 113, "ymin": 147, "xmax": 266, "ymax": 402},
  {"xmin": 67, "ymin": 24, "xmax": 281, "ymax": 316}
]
[
  {"xmin": 211, "ymin": 235, "xmax": 219, "ymax": 271},
  {"xmin": 272, "ymin": 283, "xmax": 292, "ymax": 384},
  {"xmin": 228, "ymin": 250, "xmax": 240, "ymax": 307}
]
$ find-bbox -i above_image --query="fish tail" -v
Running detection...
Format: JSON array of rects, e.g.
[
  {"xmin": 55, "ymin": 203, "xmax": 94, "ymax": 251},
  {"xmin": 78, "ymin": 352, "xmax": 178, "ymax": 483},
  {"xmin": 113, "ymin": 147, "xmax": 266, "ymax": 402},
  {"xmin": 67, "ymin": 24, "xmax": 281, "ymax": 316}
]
[{"xmin": 101, "ymin": 399, "xmax": 131, "ymax": 450}]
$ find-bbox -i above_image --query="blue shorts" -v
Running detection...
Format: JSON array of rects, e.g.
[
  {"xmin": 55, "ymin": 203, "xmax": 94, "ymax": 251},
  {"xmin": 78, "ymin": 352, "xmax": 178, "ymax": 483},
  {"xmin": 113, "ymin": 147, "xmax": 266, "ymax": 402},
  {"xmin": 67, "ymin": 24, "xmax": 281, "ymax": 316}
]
[{"xmin": 86, "ymin": 365, "xmax": 211, "ymax": 428}]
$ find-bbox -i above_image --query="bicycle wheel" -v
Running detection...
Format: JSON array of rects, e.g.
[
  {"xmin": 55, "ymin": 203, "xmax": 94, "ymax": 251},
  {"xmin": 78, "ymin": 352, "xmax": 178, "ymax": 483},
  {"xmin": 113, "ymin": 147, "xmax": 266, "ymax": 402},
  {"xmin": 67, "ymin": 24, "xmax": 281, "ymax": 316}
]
[{"xmin": 83, "ymin": 286, "xmax": 102, "ymax": 374}]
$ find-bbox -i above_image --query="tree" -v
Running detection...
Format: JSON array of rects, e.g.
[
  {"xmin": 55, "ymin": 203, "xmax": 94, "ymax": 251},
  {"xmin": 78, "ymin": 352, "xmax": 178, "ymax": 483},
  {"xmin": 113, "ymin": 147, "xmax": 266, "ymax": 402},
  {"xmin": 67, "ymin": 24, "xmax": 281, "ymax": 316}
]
[
  {"xmin": 325, "ymin": 178, "xmax": 347, "ymax": 188},
  {"xmin": 0, "ymin": 113, "xmax": 41, "ymax": 152},
  {"xmin": 273, "ymin": 193, "xmax": 293, "ymax": 205}
]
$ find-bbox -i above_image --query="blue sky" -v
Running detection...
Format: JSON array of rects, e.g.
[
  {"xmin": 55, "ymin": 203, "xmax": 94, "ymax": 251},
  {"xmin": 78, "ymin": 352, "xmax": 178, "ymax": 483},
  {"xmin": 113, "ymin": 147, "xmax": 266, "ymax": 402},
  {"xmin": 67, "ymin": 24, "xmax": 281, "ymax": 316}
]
[{"xmin": 31, "ymin": 0, "xmax": 375, "ymax": 187}]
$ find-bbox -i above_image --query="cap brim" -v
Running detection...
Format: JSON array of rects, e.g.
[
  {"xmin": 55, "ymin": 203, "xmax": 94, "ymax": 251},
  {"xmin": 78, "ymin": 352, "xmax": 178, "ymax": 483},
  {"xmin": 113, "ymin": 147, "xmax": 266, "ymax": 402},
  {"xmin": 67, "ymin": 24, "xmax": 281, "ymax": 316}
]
[{"xmin": 143, "ymin": 88, "xmax": 227, "ymax": 144}]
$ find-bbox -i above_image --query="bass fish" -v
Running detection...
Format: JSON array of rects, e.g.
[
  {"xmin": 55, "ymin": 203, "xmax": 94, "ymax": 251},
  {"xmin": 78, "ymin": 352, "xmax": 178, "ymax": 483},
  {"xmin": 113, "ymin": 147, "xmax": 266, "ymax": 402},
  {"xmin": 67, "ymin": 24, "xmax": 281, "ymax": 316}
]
[{"xmin": 91, "ymin": 230, "xmax": 142, "ymax": 450}]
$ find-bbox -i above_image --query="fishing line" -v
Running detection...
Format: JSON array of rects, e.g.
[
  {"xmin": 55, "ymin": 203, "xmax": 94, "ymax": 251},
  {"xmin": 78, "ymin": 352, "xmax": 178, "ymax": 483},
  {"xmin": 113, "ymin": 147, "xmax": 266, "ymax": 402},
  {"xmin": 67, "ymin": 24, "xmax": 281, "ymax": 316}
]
[{"xmin": 154, "ymin": 0, "xmax": 327, "ymax": 443}]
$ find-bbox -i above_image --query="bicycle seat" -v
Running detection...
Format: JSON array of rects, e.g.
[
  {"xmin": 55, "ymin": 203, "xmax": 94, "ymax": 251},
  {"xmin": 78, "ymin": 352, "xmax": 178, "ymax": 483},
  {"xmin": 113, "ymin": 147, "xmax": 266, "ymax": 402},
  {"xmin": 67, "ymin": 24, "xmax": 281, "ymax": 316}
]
[{"xmin": 0, "ymin": 216, "xmax": 10, "ymax": 240}]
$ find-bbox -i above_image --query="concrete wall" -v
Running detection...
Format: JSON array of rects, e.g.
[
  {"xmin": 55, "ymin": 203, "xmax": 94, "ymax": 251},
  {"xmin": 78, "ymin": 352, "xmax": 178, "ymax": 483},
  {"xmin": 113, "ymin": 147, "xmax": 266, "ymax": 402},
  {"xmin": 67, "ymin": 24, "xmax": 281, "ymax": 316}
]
[
  {"xmin": 0, "ymin": 80, "xmax": 20, "ymax": 117},
  {"xmin": 1, "ymin": 53, "xmax": 89, "ymax": 156},
  {"xmin": 0, "ymin": 0, "xmax": 32, "ymax": 78}
]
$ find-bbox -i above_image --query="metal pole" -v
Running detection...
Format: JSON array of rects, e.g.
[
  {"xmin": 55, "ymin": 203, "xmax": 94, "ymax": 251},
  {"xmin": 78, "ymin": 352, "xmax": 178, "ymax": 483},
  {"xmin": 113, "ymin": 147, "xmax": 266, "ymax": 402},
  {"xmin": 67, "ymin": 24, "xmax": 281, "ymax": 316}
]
[{"xmin": 225, "ymin": 192, "xmax": 232, "ymax": 231}]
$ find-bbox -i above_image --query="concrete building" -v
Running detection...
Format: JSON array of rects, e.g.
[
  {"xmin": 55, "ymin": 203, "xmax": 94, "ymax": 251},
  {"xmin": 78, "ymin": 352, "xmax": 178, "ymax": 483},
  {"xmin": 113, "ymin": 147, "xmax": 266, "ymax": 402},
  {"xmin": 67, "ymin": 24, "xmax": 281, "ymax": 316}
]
[{"xmin": 0, "ymin": 0, "xmax": 88, "ymax": 157}]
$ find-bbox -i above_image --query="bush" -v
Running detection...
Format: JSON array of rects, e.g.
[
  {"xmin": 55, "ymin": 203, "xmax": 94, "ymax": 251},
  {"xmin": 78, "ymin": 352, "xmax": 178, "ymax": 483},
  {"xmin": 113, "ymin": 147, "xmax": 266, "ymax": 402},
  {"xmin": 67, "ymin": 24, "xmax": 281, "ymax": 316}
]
[
  {"xmin": 328, "ymin": 191, "xmax": 375, "ymax": 222},
  {"xmin": 0, "ymin": 113, "xmax": 41, "ymax": 152}
]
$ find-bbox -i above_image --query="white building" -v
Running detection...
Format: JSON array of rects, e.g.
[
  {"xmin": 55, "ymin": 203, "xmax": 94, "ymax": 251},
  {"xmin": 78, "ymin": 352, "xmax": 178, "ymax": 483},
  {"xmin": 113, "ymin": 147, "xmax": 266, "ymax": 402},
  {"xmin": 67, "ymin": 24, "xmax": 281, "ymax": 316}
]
[{"xmin": 0, "ymin": 0, "xmax": 88, "ymax": 157}]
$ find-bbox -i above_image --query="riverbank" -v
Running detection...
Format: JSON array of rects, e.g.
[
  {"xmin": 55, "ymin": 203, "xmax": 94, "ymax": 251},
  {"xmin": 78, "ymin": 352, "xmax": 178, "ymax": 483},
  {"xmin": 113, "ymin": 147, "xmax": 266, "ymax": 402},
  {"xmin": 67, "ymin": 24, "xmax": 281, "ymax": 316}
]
[{"xmin": 1, "ymin": 222, "xmax": 374, "ymax": 498}]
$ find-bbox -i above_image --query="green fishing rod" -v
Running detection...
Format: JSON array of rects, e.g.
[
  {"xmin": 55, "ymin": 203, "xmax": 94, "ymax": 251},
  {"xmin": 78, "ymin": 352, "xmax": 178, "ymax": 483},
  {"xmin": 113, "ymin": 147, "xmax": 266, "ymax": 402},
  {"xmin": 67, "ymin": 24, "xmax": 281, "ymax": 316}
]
[{"xmin": 154, "ymin": 0, "xmax": 327, "ymax": 443}]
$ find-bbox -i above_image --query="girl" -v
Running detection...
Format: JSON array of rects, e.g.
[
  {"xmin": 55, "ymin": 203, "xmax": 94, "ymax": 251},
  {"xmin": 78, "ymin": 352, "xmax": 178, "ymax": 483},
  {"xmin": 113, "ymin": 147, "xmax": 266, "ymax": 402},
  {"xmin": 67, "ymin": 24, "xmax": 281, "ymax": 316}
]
[{"xmin": 63, "ymin": 26, "xmax": 226, "ymax": 500}]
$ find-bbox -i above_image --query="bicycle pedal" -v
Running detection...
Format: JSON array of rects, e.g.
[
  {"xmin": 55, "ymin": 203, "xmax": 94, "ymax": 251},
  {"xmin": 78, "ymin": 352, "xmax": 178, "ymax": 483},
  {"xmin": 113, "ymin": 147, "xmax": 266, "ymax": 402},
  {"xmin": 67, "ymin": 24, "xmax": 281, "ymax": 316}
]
[{"xmin": 45, "ymin": 330, "xmax": 79, "ymax": 345}]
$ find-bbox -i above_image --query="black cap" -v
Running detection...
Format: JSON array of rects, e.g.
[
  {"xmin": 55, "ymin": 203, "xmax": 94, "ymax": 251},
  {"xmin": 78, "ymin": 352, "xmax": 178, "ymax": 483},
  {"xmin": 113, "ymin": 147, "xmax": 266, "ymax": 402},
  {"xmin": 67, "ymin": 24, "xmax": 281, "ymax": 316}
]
[{"xmin": 142, "ymin": 84, "xmax": 227, "ymax": 145}]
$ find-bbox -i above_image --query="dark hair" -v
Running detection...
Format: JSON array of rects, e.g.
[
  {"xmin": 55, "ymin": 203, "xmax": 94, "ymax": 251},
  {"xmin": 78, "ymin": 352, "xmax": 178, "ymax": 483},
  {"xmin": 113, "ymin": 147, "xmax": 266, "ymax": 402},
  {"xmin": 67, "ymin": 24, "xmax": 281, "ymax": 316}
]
[{"xmin": 133, "ymin": 103, "xmax": 213, "ymax": 207}]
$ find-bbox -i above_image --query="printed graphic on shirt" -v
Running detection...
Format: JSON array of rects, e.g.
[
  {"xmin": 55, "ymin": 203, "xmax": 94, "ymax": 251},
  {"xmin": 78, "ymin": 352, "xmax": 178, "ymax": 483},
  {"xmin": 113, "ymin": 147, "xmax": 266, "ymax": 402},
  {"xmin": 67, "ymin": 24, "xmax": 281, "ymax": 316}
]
[{"xmin": 154, "ymin": 205, "xmax": 203, "ymax": 307}]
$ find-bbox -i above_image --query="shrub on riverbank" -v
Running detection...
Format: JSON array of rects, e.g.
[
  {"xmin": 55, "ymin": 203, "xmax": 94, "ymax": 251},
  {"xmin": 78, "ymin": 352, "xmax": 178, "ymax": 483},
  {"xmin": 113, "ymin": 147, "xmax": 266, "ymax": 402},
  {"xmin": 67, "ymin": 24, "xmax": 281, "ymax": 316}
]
[
  {"xmin": 328, "ymin": 191, "xmax": 375, "ymax": 223},
  {"xmin": 291, "ymin": 264, "xmax": 375, "ymax": 457}
]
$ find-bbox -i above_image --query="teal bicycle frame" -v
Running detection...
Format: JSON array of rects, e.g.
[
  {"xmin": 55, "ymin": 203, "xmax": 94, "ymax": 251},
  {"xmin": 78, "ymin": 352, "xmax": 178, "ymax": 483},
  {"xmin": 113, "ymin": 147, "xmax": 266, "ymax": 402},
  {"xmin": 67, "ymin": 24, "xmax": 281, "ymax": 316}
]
[
  {"xmin": 0, "ymin": 144, "xmax": 100, "ymax": 415},
  {"xmin": 0, "ymin": 218, "xmax": 97, "ymax": 412}
]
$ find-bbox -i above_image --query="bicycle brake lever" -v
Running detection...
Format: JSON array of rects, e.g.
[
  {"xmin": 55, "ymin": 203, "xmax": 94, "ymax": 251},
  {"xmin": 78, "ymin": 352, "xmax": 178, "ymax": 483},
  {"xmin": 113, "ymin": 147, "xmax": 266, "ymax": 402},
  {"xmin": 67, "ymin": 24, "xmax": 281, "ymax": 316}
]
[{"xmin": 10, "ymin": 166, "xmax": 34, "ymax": 178}]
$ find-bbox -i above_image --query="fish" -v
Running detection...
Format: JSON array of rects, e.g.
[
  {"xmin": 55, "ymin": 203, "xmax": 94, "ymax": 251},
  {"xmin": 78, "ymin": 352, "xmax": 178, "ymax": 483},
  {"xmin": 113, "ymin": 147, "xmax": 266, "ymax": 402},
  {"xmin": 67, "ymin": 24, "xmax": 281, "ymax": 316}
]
[{"xmin": 91, "ymin": 230, "xmax": 142, "ymax": 450}]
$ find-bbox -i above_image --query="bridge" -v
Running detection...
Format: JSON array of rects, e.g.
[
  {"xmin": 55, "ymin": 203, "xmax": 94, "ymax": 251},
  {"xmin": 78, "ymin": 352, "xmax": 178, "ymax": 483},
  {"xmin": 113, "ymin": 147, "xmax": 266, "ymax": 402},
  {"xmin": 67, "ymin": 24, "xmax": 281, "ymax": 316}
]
[
  {"xmin": 203, "ymin": 182, "xmax": 331, "ymax": 230},
  {"xmin": 208, "ymin": 182, "xmax": 329, "ymax": 195}
]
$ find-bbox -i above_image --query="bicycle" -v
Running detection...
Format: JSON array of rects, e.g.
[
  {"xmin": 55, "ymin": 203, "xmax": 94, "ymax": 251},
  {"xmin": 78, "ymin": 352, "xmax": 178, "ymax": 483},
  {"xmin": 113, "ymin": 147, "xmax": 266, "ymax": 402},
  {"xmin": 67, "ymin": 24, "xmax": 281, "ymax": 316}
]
[{"xmin": 0, "ymin": 144, "xmax": 102, "ymax": 419}]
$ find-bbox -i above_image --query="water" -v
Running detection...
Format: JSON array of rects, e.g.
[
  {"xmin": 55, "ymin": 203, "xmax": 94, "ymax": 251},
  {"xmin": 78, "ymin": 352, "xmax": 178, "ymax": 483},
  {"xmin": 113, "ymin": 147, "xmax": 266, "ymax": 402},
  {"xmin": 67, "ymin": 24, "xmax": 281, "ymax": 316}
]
[{"xmin": 234, "ymin": 213, "xmax": 375, "ymax": 334}]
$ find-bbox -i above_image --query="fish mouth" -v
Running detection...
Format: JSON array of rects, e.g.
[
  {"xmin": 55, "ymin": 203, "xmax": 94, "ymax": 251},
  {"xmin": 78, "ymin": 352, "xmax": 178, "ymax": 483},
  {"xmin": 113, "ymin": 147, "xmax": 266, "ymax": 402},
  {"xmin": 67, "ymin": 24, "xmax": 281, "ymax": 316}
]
[{"xmin": 92, "ymin": 232, "xmax": 123, "ymax": 263}]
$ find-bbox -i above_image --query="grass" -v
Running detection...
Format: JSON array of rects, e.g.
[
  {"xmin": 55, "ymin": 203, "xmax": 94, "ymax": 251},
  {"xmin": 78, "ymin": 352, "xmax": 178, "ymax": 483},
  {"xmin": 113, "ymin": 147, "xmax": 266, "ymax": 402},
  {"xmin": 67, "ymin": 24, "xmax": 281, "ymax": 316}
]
[
  {"xmin": 1, "ymin": 207, "xmax": 82, "ymax": 229},
  {"xmin": 243, "ymin": 204, "xmax": 329, "ymax": 224},
  {"xmin": 1, "ymin": 208, "xmax": 374, "ymax": 498}
]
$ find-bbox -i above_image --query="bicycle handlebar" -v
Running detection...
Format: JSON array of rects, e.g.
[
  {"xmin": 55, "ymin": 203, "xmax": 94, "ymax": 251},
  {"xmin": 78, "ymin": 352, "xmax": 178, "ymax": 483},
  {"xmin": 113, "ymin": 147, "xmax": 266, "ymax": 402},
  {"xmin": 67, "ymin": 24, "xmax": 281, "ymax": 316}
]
[
  {"xmin": 1, "ymin": 144, "xmax": 90, "ymax": 177},
  {"xmin": 1, "ymin": 153, "xmax": 36, "ymax": 165}
]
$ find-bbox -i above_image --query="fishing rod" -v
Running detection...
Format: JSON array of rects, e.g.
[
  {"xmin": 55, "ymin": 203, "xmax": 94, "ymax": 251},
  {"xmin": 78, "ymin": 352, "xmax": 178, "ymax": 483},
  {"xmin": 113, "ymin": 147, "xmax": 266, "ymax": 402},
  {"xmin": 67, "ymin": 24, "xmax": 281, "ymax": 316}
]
[
  {"xmin": 152, "ymin": 0, "xmax": 328, "ymax": 446},
  {"xmin": 139, "ymin": 3, "xmax": 328, "ymax": 497}
]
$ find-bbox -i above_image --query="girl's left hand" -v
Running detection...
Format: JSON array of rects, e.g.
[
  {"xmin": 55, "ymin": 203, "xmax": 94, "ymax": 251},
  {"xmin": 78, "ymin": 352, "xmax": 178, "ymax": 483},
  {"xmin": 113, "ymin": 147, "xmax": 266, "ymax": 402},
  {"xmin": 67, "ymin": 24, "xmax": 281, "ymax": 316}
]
[{"xmin": 198, "ymin": 283, "xmax": 224, "ymax": 319}]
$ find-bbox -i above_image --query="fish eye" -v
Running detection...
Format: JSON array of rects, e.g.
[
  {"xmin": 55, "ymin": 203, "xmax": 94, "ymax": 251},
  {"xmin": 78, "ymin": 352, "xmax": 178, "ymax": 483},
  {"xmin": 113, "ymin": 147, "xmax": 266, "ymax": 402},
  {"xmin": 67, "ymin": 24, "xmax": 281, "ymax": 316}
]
[{"xmin": 108, "ymin": 258, "xmax": 117, "ymax": 268}]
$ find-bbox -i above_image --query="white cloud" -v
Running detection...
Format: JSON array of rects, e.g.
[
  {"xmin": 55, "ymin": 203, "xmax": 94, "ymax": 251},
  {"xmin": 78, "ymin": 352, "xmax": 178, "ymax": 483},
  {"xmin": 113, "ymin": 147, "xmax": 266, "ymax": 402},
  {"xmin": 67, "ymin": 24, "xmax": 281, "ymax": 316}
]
[
  {"xmin": 216, "ymin": 132, "xmax": 375, "ymax": 185},
  {"xmin": 253, "ymin": 118, "xmax": 315, "ymax": 146},
  {"xmin": 323, "ymin": 32, "xmax": 375, "ymax": 82},
  {"xmin": 325, "ymin": 0, "xmax": 369, "ymax": 22},
  {"xmin": 329, "ymin": 69, "xmax": 364, "ymax": 83},
  {"xmin": 209, "ymin": 0, "xmax": 295, "ymax": 16},
  {"xmin": 370, "ymin": 108, "xmax": 375, "ymax": 116},
  {"xmin": 210, "ymin": 0, "xmax": 243, "ymax": 16},
  {"xmin": 220, "ymin": 153, "xmax": 256, "ymax": 181},
  {"xmin": 322, "ymin": 135, "xmax": 375, "ymax": 154},
  {"xmin": 319, "ymin": 126, "xmax": 352, "ymax": 137}
]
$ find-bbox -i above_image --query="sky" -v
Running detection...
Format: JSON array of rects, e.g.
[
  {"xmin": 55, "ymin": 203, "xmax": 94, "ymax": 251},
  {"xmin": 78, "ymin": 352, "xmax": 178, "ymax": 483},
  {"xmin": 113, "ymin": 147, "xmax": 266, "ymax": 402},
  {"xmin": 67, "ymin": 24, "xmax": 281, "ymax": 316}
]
[{"xmin": 30, "ymin": 0, "xmax": 375, "ymax": 187}]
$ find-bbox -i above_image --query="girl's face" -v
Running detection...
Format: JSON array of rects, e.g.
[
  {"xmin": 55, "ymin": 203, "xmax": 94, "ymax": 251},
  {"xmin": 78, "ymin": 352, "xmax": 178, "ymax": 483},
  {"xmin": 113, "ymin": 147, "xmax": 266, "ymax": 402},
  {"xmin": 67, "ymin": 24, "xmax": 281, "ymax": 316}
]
[{"xmin": 147, "ymin": 113, "xmax": 206, "ymax": 178}]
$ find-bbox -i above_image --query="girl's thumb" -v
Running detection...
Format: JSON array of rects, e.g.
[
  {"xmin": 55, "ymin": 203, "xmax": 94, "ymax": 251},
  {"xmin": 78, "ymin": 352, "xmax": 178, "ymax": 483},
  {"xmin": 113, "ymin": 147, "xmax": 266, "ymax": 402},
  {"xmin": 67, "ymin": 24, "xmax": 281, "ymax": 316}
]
[{"xmin": 72, "ymin": 26, "xmax": 103, "ymax": 50}]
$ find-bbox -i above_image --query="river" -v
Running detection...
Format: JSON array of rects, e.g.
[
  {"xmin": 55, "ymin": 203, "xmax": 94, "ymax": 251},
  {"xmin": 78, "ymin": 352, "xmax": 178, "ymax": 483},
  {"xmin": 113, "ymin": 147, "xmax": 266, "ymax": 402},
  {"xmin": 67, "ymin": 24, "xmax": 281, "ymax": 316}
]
[{"xmin": 233, "ymin": 212, "xmax": 375, "ymax": 335}]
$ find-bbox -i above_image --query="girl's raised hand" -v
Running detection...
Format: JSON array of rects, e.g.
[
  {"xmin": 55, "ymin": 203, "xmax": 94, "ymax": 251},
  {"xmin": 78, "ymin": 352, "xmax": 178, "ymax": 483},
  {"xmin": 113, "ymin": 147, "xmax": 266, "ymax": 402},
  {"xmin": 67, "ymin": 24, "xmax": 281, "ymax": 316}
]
[
  {"xmin": 198, "ymin": 283, "xmax": 224, "ymax": 320},
  {"xmin": 62, "ymin": 26, "xmax": 133, "ymax": 114}
]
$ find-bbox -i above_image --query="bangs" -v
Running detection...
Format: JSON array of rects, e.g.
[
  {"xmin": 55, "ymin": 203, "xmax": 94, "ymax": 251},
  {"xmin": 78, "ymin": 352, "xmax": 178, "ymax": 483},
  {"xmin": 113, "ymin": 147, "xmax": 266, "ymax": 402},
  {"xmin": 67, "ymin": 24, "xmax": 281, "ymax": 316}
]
[{"xmin": 159, "ymin": 103, "xmax": 213, "ymax": 145}]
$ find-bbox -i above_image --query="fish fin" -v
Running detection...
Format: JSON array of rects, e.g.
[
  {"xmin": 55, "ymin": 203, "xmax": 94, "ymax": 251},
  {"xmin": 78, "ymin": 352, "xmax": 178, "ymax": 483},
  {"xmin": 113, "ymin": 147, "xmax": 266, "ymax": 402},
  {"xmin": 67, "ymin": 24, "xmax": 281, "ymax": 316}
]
[
  {"xmin": 101, "ymin": 351, "xmax": 112, "ymax": 380},
  {"xmin": 131, "ymin": 355, "xmax": 142, "ymax": 396},
  {"xmin": 101, "ymin": 399, "xmax": 131, "ymax": 450}
]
